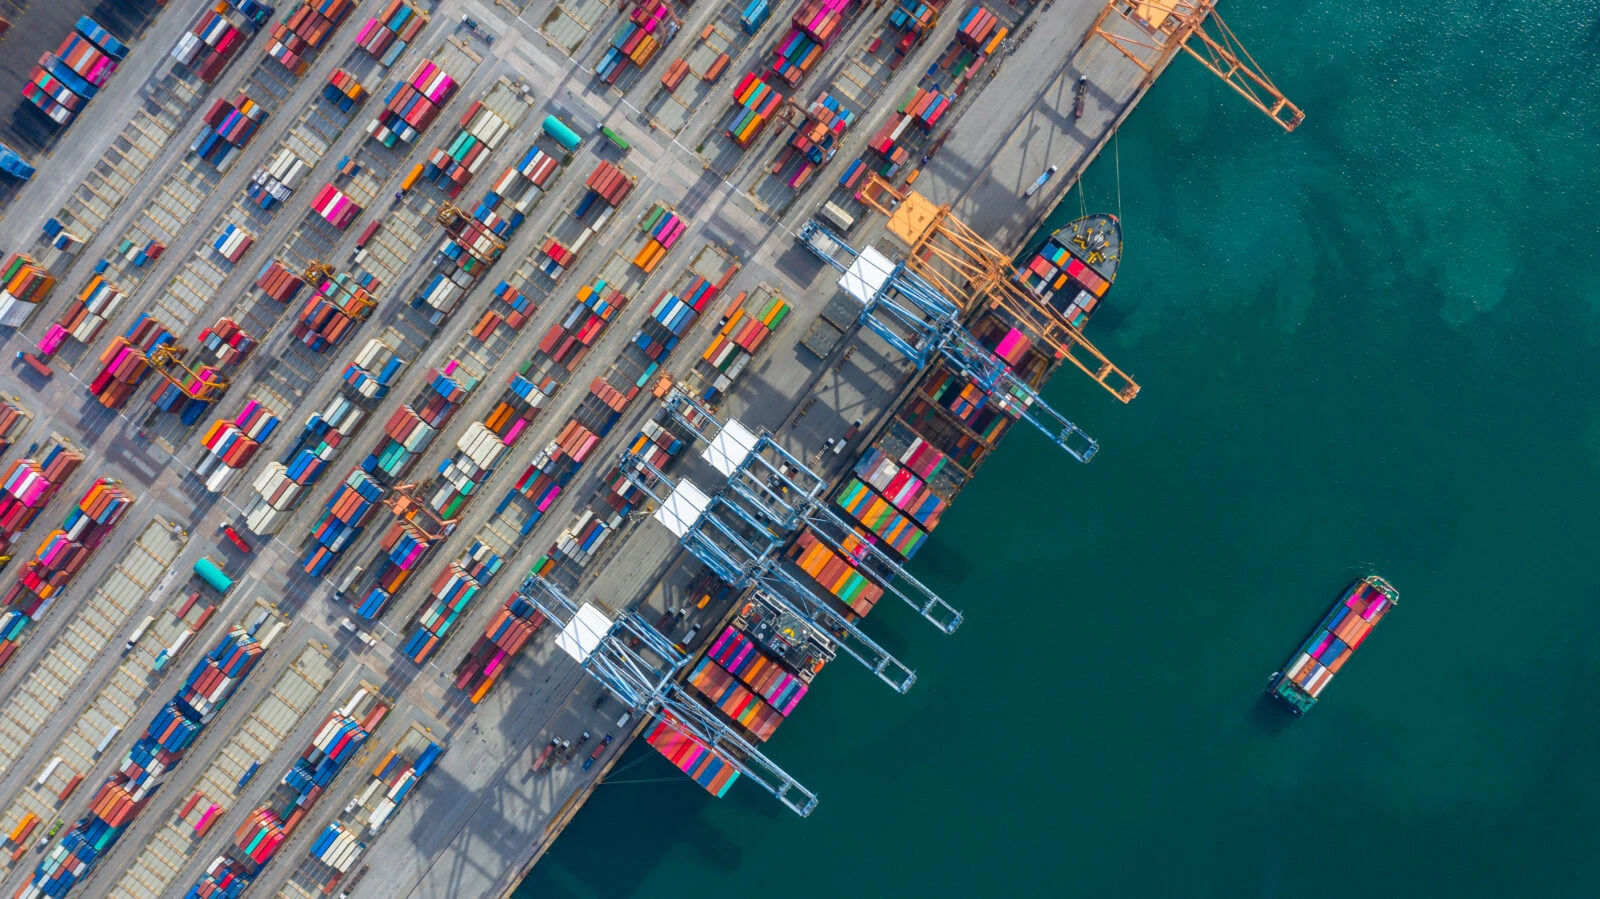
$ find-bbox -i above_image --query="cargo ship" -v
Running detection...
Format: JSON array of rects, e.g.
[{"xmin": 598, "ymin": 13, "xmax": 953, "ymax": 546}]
[
  {"xmin": 1267, "ymin": 575, "xmax": 1398, "ymax": 715},
  {"xmin": 1013, "ymin": 213, "xmax": 1121, "ymax": 330}
]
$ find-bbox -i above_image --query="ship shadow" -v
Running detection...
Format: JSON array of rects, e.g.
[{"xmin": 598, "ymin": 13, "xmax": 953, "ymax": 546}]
[
  {"xmin": 519, "ymin": 747, "xmax": 748, "ymax": 898},
  {"xmin": 1248, "ymin": 691, "xmax": 1295, "ymax": 736}
]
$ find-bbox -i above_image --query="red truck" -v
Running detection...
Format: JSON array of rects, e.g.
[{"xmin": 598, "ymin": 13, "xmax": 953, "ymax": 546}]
[{"xmin": 220, "ymin": 523, "xmax": 253, "ymax": 553}]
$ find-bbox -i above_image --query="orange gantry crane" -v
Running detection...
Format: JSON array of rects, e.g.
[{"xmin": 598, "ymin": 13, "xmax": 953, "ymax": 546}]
[
  {"xmin": 1083, "ymin": 0, "xmax": 1303, "ymax": 132},
  {"xmin": 384, "ymin": 481, "xmax": 460, "ymax": 540},
  {"xmin": 148, "ymin": 342, "xmax": 231, "ymax": 403},
  {"xmin": 434, "ymin": 201, "xmax": 507, "ymax": 265},
  {"xmin": 302, "ymin": 259, "xmax": 379, "ymax": 321},
  {"xmin": 857, "ymin": 176, "xmax": 1140, "ymax": 402}
]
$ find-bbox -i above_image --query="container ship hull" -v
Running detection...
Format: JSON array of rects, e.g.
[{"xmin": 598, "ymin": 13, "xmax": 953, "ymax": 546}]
[
  {"xmin": 1014, "ymin": 213, "xmax": 1122, "ymax": 330},
  {"xmin": 1268, "ymin": 575, "xmax": 1398, "ymax": 715}
]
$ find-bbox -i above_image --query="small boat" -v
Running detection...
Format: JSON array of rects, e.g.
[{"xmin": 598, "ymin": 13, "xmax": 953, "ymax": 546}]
[{"xmin": 1267, "ymin": 575, "xmax": 1398, "ymax": 716}]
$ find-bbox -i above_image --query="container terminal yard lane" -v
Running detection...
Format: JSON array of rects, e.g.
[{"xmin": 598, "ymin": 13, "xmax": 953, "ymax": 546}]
[{"xmin": 0, "ymin": 0, "xmax": 1287, "ymax": 894}]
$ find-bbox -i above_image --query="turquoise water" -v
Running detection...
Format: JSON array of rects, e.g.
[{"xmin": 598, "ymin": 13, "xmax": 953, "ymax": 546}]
[{"xmin": 521, "ymin": 0, "xmax": 1600, "ymax": 895}]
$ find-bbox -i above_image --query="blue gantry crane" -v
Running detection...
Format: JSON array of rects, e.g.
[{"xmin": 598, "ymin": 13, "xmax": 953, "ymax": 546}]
[
  {"xmin": 515, "ymin": 573, "xmax": 819, "ymax": 816},
  {"xmin": 796, "ymin": 220, "xmax": 1101, "ymax": 463},
  {"xmin": 658, "ymin": 387, "xmax": 962, "ymax": 634},
  {"xmin": 618, "ymin": 447, "xmax": 919, "ymax": 693}
]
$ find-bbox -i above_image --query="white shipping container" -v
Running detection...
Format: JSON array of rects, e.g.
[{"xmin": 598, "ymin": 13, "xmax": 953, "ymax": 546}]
[
  {"xmin": 0, "ymin": 293, "xmax": 40, "ymax": 328},
  {"xmin": 204, "ymin": 465, "xmax": 241, "ymax": 494},
  {"xmin": 368, "ymin": 797, "xmax": 396, "ymax": 829},
  {"xmin": 259, "ymin": 620, "xmax": 288, "ymax": 648},
  {"xmin": 95, "ymin": 725, "xmax": 122, "ymax": 754},
  {"xmin": 35, "ymin": 756, "xmax": 62, "ymax": 786}
]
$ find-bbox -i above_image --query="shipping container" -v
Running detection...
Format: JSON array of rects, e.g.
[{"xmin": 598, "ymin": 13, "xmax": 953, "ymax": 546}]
[{"xmin": 195, "ymin": 556, "xmax": 234, "ymax": 593}]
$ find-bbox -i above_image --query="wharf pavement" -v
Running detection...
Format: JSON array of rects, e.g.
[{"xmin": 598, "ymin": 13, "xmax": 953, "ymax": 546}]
[{"xmin": 0, "ymin": 0, "xmax": 1170, "ymax": 895}]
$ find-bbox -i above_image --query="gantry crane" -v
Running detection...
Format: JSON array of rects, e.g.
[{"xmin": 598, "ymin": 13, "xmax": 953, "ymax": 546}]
[
  {"xmin": 434, "ymin": 201, "xmax": 508, "ymax": 266},
  {"xmin": 147, "ymin": 342, "xmax": 231, "ymax": 402},
  {"xmin": 658, "ymin": 387, "xmax": 964, "ymax": 633},
  {"xmin": 854, "ymin": 178, "xmax": 1139, "ymax": 404},
  {"xmin": 797, "ymin": 218, "xmax": 1102, "ymax": 461},
  {"xmin": 302, "ymin": 259, "xmax": 379, "ymax": 321},
  {"xmin": 1083, "ymin": 0, "xmax": 1303, "ymax": 131},
  {"xmin": 618, "ymin": 449, "xmax": 918, "ymax": 692},
  {"xmin": 384, "ymin": 481, "xmax": 459, "ymax": 540},
  {"xmin": 516, "ymin": 573, "xmax": 819, "ymax": 816}
]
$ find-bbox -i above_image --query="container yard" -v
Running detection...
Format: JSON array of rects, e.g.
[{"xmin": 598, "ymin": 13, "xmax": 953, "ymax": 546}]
[{"xmin": 0, "ymin": 0, "xmax": 1307, "ymax": 895}]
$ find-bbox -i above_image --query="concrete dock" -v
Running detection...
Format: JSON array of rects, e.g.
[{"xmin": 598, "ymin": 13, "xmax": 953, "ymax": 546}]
[{"xmin": 0, "ymin": 0, "xmax": 1177, "ymax": 895}]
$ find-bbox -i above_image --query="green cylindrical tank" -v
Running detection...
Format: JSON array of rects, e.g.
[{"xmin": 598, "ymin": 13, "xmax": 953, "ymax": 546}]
[
  {"xmin": 195, "ymin": 556, "xmax": 233, "ymax": 594},
  {"xmin": 543, "ymin": 115, "xmax": 582, "ymax": 152}
]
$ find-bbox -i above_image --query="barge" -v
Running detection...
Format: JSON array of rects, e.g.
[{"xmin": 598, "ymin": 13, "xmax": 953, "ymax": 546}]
[{"xmin": 1268, "ymin": 575, "xmax": 1398, "ymax": 715}]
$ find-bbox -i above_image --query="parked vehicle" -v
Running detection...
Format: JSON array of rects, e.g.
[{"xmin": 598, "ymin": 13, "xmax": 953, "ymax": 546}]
[
  {"xmin": 460, "ymin": 15, "xmax": 495, "ymax": 43},
  {"xmin": 582, "ymin": 733, "xmax": 614, "ymax": 771},
  {"xmin": 1024, "ymin": 164, "xmax": 1058, "ymax": 198},
  {"xmin": 563, "ymin": 731, "xmax": 590, "ymax": 765},
  {"xmin": 220, "ymin": 523, "xmax": 252, "ymax": 553},
  {"xmin": 531, "ymin": 739, "xmax": 560, "ymax": 774},
  {"xmin": 1074, "ymin": 76, "xmax": 1088, "ymax": 118},
  {"xmin": 17, "ymin": 352, "xmax": 52, "ymax": 378}
]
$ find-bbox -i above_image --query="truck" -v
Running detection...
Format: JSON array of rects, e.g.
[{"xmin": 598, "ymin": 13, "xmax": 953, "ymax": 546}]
[{"xmin": 582, "ymin": 733, "xmax": 614, "ymax": 771}]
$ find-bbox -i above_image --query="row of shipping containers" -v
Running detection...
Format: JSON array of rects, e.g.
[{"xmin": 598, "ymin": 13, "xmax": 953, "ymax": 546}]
[
  {"xmin": 23, "ymin": 17, "xmax": 129, "ymax": 127},
  {"xmin": 369, "ymin": 59, "xmax": 459, "ymax": 146},
  {"xmin": 242, "ymin": 388, "xmax": 367, "ymax": 535},
  {"xmin": 596, "ymin": 0, "xmax": 673, "ymax": 83},
  {"xmin": 197, "ymin": 401, "xmax": 280, "ymax": 494},
  {"xmin": 172, "ymin": 2, "xmax": 265, "ymax": 84},
  {"xmin": 293, "ymin": 272, "xmax": 378, "ymax": 350},
  {"xmin": 0, "ymin": 401, "xmax": 32, "ymax": 456},
  {"xmin": 644, "ymin": 712, "xmax": 741, "ymax": 796},
  {"xmin": 268, "ymin": 0, "xmax": 355, "ymax": 74},
  {"xmin": 0, "ymin": 476, "xmax": 136, "ymax": 669},
  {"xmin": 311, "ymin": 362, "xmax": 471, "ymax": 592},
  {"xmin": 632, "ymin": 204, "xmax": 687, "ymax": 273},
  {"xmin": 0, "ymin": 441, "xmax": 83, "ymax": 563},
  {"xmin": 88, "ymin": 314, "xmax": 176, "ymax": 409},
  {"xmin": 355, "ymin": 0, "xmax": 428, "ymax": 67},
  {"xmin": 696, "ymin": 289, "xmax": 791, "ymax": 402},
  {"xmin": 42, "ymin": 274, "xmax": 125, "ymax": 350},
  {"xmin": 0, "ymin": 254, "xmax": 57, "ymax": 328},
  {"xmin": 197, "ymin": 316, "xmax": 259, "ymax": 367},
  {"xmin": 299, "ymin": 733, "xmax": 441, "ymax": 894},
  {"xmin": 422, "ymin": 100, "xmax": 515, "ymax": 195},
  {"xmin": 187, "ymin": 692, "xmax": 386, "ymax": 896},
  {"xmin": 726, "ymin": 73, "xmax": 783, "ymax": 148},
  {"xmin": 453, "ymin": 587, "xmax": 544, "ymax": 701},
  {"xmin": 770, "ymin": 0, "xmax": 851, "ymax": 86},
  {"xmin": 192, "ymin": 93, "xmax": 268, "ymax": 171},
  {"xmin": 302, "ymin": 469, "xmax": 383, "ymax": 576},
  {"xmin": 248, "ymin": 149, "xmax": 312, "ymax": 210},
  {"xmin": 21, "ymin": 629, "xmax": 265, "ymax": 899}
]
